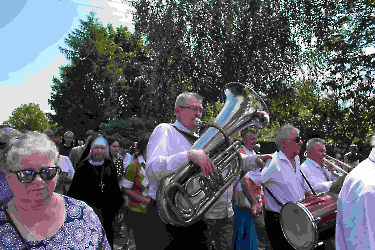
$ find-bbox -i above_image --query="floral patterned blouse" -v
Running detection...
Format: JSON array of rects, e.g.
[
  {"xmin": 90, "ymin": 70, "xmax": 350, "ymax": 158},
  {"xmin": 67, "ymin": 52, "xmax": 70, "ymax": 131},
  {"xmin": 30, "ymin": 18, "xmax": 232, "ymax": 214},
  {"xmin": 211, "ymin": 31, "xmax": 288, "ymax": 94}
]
[{"xmin": 0, "ymin": 195, "xmax": 111, "ymax": 249}]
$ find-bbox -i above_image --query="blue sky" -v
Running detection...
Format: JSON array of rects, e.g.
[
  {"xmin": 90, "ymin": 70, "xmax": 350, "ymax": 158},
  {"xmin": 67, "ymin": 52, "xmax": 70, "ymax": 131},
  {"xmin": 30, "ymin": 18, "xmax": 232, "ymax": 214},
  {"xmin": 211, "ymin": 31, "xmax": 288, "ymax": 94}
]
[{"xmin": 0, "ymin": 0, "xmax": 134, "ymax": 123}]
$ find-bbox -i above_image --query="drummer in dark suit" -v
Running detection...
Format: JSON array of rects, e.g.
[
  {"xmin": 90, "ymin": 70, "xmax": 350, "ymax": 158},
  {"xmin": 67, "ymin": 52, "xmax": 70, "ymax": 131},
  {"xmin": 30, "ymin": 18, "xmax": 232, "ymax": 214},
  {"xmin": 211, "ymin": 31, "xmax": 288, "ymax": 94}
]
[{"xmin": 255, "ymin": 124, "xmax": 316, "ymax": 249}]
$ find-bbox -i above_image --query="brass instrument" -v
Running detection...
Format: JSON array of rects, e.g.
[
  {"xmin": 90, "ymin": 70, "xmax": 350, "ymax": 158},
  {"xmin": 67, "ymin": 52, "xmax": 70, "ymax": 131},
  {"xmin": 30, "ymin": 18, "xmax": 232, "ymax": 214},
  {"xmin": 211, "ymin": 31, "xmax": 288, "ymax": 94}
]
[
  {"xmin": 323, "ymin": 155, "xmax": 349, "ymax": 177},
  {"xmin": 157, "ymin": 82, "xmax": 270, "ymax": 226}
]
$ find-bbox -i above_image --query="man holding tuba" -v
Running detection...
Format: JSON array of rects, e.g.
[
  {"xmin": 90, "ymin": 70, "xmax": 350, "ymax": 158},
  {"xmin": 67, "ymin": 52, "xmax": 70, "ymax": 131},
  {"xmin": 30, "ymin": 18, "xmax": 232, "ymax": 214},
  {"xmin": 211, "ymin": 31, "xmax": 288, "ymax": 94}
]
[
  {"xmin": 301, "ymin": 138, "xmax": 346, "ymax": 194},
  {"xmin": 146, "ymin": 91, "xmax": 268, "ymax": 250}
]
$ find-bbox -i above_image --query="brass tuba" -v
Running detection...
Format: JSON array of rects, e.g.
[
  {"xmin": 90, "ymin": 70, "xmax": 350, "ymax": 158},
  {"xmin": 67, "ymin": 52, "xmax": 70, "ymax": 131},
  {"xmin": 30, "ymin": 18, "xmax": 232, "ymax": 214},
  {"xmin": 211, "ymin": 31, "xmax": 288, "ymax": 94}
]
[{"xmin": 157, "ymin": 82, "xmax": 270, "ymax": 226}]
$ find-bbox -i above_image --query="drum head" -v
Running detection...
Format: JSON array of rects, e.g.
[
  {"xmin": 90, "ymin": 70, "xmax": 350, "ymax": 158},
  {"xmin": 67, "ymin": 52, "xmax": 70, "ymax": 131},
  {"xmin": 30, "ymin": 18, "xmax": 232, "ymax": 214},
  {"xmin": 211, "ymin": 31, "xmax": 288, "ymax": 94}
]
[{"xmin": 280, "ymin": 202, "xmax": 318, "ymax": 250}]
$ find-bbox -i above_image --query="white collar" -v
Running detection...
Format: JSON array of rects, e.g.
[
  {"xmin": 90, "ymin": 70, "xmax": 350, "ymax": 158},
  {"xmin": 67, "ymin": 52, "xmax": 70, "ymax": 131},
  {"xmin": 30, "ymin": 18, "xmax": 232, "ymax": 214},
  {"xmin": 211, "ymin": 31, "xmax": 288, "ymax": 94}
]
[
  {"xmin": 89, "ymin": 159, "xmax": 104, "ymax": 166},
  {"xmin": 369, "ymin": 148, "xmax": 375, "ymax": 163},
  {"xmin": 138, "ymin": 155, "xmax": 146, "ymax": 164},
  {"xmin": 173, "ymin": 120, "xmax": 195, "ymax": 134},
  {"xmin": 305, "ymin": 158, "xmax": 321, "ymax": 168}
]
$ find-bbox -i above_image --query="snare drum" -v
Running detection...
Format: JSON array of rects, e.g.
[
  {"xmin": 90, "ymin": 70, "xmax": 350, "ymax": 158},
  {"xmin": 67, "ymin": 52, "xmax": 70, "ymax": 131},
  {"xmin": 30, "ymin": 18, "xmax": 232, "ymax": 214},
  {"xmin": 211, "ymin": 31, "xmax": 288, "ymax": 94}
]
[{"xmin": 279, "ymin": 192, "xmax": 338, "ymax": 250}]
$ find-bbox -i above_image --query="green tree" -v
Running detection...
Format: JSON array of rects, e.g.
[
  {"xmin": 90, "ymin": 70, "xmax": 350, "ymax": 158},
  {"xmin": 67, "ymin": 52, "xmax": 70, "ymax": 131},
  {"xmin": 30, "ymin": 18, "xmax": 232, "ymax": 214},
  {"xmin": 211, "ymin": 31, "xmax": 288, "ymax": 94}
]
[
  {"xmin": 49, "ymin": 12, "xmax": 149, "ymax": 138},
  {"xmin": 132, "ymin": 0, "xmax": 340, "ymax": 124},
  {"xmin": 5, "ymin": 103, "xmax": 55, "ymax": 132}
]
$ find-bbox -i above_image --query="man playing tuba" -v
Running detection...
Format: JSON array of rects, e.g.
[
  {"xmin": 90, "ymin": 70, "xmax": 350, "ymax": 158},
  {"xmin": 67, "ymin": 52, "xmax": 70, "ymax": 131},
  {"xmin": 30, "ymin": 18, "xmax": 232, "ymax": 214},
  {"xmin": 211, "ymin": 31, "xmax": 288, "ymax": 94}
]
[{"xmin": 146, "ymin": 91, "xmax": 270, "ymax": 250}]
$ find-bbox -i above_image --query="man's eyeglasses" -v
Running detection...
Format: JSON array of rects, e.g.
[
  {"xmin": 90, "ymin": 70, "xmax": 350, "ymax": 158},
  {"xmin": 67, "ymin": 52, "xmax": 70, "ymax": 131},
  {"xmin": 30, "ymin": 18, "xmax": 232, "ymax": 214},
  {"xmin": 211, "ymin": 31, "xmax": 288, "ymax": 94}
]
[
  {"xmin": 179, "ymin": 106, "xmax": 204, "ymax": 113},
  {"xmin": 287, "ymin": 136, "xmax": 302, "ymax": 143},
  {"xmin": 9, "ymin": 166, "xmax": 61, "ymax": 184}
]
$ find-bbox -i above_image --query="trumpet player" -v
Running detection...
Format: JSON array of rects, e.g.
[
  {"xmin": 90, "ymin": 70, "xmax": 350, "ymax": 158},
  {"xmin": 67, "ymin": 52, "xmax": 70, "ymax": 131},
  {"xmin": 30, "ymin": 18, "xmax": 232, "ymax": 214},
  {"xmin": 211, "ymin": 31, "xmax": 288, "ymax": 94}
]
[
  {"xmin": 301, "ymin": 138, "xmax": 346, "ymax": 194},
  {"xmin": 336, "ymin": 132, "xmax": 375, "ymax": 249}
]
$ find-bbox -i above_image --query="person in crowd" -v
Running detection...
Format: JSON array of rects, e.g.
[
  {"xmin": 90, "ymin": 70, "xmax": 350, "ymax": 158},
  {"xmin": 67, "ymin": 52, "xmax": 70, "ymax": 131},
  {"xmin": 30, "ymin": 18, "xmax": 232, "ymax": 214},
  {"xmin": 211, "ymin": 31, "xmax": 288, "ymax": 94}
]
[
  {"xmin": 42, "ymin": 130, "xmax": 54, "ymax": 137},
  {"xmin": 344, "ymin": 144, "xmax": 362, "ymax": 170},
  {"xmin": 123, "ymin": 143, "xmax": 136, "ymax": 169},
  {"xmin": 146, "ymin": 92, "xmax": 267, "ymax": 250},
  {"xmin": 232, "ymin": 128, "xmax": 266, "ymax": 250},
  {"xmin": 256, "ymin": 124, "xmax": 324, "ymax": 250},
  {"xmin": 0, "ymin": 131, "xmax": 111, "ymax": 249},
  {"xmin": 107, "ymin": 134, "xmax": 126, "ymax": 180},
  {"xmin": 301, "ymin": 138, "xmax": 345, "ymax": 194},
  {"xmin": 106, "ymin": 134, "xmax": 128, "ymax": 241},
  {"xmin": 59, "ymin": 131, "xmax": 75, "ymax": 157},
  {"xmin": 121, "ymin": 132, "xmax": 152, "ymax": 250},
  {"xmin": 52, "ymin": 138, "xmax": 75, "ymax": 195},
  {"xmin": 0, "ymin": 127, "xmax": 23, "ymax": 206},
  {"xmin": 69, "ymin": 130, "xmax": 94, "ymax": 170},
  {"xmin": 67, "ymin": 133, "xmax": 124, "ymax": 248},
  {"xmin": 336, "ymin": 131, "xmax": 375, "ymax": 249}
]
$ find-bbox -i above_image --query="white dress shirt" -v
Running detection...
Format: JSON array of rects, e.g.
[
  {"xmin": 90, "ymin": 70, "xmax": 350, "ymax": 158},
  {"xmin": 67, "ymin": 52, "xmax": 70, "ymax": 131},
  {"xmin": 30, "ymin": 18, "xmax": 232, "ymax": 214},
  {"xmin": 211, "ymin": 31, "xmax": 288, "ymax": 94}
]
[
  {"xmin": 146, "ymin": 120, "xmax": 192, "ymax": 200},
  {"xmin": 258, "ymin": 151, "xmax": 310, "ymax": 213},
  {"xmin": 301, "ymin": 158, "xmax": 336, "ymax": 193},
  {"xmin": 336, "ymin": 148, "xmax": 375, "ymax": 250}
]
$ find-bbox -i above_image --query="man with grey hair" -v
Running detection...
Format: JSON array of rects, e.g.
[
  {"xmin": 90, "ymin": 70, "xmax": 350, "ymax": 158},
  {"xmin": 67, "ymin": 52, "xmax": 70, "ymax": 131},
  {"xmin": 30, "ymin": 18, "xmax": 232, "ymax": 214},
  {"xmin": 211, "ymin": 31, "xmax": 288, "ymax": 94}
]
[
  {"xmin": 336, "ymin": 132, "xmax": 375, "ymax": 249},
  {"xmin": 301, "ymin": 138, "xmax": 345, "ymax": 194},
  {"xmin": 253, "ymin": 124, "xmax": 320, "ymax": 249},
  {"xmin": 60, "ymin": 130, "xmax": 75, "ymax": 156},
  {"xmin": 146, "ymin": 92, "xmax": 263, "ymax": 250}
]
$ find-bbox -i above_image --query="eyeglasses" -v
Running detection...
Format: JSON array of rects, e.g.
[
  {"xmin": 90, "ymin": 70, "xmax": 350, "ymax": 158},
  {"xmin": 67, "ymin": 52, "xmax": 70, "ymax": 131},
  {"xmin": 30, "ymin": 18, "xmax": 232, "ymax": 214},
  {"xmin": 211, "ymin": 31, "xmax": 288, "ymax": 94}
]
[
  {"xmin": 287, "ymin": 136, "xmax": 302, "ymax": 143},
  {"xmin": 179, "ymin": 106, "xmax": 204, "ymax": 113},
  {"xmin": 9, "ymin": 166, "xmax": 61, "ymax": 184}
]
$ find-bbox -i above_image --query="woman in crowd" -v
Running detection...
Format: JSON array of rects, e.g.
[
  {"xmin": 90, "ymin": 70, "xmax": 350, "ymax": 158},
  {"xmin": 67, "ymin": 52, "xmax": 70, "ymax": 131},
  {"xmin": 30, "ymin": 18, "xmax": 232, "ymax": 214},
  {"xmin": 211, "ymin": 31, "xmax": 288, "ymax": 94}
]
[
  {"xmin": 52, "ymin": 137, "xmax": 75, "ymax": 195},
  {"xmin": 0, "ymin": 127, "xmax": 22, "ymax": 206},
  {"xmin": 106, "ymin": 134, "xmax": 129, "ymax": 239},
  {"xmin": 67, "ymin": 132, "xmax": 124, "ymax": 248},
  {"xmin": 121, "ymin": 132, "xmax": 152, "ymax": 250},
  {"xmin": 0, "ymin": 130, "xmax": 111, "ymax": 249}
]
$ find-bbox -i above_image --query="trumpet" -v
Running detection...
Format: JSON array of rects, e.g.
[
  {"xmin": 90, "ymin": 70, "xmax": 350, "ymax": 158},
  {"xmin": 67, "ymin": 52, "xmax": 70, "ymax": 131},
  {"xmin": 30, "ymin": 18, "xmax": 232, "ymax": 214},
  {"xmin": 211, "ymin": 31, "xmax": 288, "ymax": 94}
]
[{"xmin": 323, "ymin": 155, "xmax": 349, "ymax": 177}]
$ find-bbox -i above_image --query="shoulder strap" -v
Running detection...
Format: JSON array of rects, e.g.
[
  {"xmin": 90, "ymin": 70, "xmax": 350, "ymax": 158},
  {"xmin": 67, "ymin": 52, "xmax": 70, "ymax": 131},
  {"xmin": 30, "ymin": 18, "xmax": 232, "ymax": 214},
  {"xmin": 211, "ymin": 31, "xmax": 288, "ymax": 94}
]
[
  {"xmin": 2, "ymin": 206, "xmax": 30, "ymax": 250},
  {"xmin": 172, "ymin": 125, "xmax": 198, "ymax": 145},
  {"xmin": 264, "ymin": 187, "xmax": 283, "ymax": 207}
]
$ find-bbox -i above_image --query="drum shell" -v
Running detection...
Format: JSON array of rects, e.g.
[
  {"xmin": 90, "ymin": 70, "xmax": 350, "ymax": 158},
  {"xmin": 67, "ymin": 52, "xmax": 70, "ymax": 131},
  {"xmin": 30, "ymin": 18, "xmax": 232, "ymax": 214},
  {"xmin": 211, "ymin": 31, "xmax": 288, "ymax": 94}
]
[{"xmin": 280, "ymin": 192, "xmax": 338, "ymax": 250}]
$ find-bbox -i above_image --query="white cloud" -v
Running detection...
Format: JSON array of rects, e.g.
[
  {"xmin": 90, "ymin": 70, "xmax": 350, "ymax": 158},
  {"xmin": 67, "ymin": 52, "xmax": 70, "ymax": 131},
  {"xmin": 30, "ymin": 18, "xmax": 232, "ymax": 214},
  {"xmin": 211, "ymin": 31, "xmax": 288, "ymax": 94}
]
[
  {"xmin": 85, "ymin": 0, "xmax": 135, "ymax": 32},
  {"xmin": 0, "ymin": 55, "xmax": 67, "ymax": 123}
]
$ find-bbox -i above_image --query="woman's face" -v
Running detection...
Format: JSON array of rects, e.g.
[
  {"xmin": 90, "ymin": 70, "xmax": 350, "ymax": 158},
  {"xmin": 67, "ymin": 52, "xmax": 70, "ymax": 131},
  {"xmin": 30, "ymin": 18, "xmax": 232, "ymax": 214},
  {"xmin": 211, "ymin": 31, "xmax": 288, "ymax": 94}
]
[
  {"xmin": 5, "ymin": 152, "xmax": 57, "ymax": 203},
  {"xmin": 109, "ymin": 141, "xmax": 120, "ymax": 156},
  {"xmin": 91, "ymin": 144, "xmax": 106, "ymax": 161}
]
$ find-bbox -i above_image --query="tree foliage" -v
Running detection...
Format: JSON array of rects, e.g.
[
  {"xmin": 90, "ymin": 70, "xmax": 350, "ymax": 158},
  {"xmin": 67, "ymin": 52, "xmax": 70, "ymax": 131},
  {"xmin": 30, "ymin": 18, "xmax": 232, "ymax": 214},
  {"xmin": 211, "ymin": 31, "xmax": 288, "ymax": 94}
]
[
  {"xmin": 132, "ymin": 0, "xmax": 337, "ymax": 124},
  {"xmin": 49, "ymin": 12, "xmax": 149, "ymax": 139},
  {"xmin": 5, "ymin": 103, "xmax": 55, "ymax": 132}
]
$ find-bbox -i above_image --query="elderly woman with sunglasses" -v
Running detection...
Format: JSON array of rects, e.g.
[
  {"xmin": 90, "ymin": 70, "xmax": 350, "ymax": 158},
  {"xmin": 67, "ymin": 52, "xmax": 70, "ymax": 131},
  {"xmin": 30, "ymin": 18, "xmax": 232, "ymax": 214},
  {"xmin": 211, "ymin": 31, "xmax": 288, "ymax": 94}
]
[{"xmin": 0, "ymin": 131, "xmax": 111, "ymax": 249}]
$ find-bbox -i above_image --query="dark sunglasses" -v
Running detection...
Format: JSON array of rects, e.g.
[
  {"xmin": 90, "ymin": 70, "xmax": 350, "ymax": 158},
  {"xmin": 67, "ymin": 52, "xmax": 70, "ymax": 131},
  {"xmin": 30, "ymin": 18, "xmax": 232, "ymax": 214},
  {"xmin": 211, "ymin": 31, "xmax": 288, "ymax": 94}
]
[
  {"xmin": 9, "ymin": 166, "xmax": 61, "ymax": 184},
  {"xmin": 288, "ymin": 136, "xmax": 301, "ymax": 143}
]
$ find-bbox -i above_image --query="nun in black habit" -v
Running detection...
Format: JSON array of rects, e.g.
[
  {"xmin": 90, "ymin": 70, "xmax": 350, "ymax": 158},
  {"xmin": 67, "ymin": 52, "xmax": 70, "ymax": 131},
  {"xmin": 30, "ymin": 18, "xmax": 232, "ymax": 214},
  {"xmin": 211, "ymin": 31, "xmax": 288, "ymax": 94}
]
[{"xmin": 67, "ymin": 133, "xmax": 124, "ymax": 248}]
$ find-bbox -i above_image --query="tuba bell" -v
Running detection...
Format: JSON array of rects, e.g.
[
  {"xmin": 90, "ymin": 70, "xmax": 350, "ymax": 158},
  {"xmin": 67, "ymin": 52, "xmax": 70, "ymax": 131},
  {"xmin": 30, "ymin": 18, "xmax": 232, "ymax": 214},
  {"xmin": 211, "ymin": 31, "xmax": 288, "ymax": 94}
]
[{"xmin": 157, "ymin": 82, "xmax": 270, "ymax": 226}]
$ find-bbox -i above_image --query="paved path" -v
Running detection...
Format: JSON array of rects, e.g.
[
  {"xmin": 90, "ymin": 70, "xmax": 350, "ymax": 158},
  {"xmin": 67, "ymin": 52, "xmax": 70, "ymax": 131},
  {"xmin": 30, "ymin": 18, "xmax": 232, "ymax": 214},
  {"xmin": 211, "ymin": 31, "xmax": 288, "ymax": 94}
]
[{"xmin": 113, "ymin": 212, "xmax": 335, "ymax": 250}]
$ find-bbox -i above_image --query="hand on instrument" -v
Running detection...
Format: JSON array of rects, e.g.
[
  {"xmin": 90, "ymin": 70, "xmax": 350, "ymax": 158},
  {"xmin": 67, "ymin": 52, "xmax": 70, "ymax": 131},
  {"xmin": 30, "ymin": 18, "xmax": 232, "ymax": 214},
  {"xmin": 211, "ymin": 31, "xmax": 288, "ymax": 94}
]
[
  {"xmin": 251, "ymin": 202, "xmax": 263, "ymax": 217},
  {"xmin": 329, "ymin": 175, "xmax": 346, "ymax": 194},
  {"xmin": 188, "ymin": 149, "xmax": 216, "ymax": 176},
  {"xmin": 259, "ymin": 154, "xmax": 272, "ymax": 163},
  {"xmin": 255, "ymin": 154, "xmax": 272, "ymax": 168}
]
